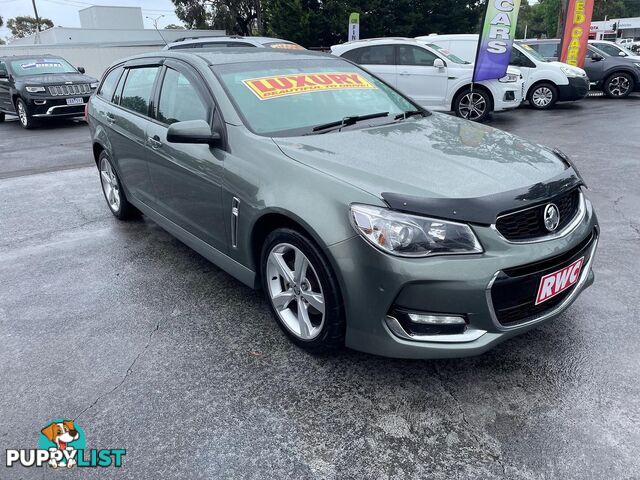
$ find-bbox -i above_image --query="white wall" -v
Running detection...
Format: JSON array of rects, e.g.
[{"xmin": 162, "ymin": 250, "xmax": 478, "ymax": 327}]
[
  {"xmin": 79, "ymin": 6, "xmax": 145, "ymax": 30},
  {"xmin": 0, "ymin": 44, "xmax": 166, "ymax": 78}
]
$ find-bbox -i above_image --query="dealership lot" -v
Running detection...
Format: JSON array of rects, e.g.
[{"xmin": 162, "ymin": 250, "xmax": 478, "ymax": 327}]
[{"xmin": 1, "ymin": 97, "xmax": 639, "ymax": 479}]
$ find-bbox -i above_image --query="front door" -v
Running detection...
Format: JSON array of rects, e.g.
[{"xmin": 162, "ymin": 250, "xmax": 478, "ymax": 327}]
[
  {"xmin": 145, "ymin": 62, "xmax": 227, "ymax": 252},
  {"xmin": 584, "ymin": 47, "xmax": 606, "ymax": 82},
  {"xmin": 396, "ymin": 45, "xmax": 449, "ymax": 108}
]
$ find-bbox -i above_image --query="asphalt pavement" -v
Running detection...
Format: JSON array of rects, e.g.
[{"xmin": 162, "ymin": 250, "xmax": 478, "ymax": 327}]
[{"xmin": 1, "ymin": 98, "xmax": 639, "ymax": 479}]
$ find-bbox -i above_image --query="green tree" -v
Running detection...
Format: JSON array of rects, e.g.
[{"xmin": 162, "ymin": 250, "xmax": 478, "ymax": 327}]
[
  {"xmin": 171, "ymin": 0, "xmax": 263, "ymax": 35},
  {"xmin": 165, "ymin": 23, "xmax": 186, "ymax": 29},
  {"xmin": 7, "ymin": 16, "xmax": 54, "ymax": 38}
]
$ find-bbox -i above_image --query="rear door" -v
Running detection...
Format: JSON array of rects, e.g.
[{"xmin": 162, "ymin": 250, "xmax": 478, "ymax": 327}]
[
  {"xmin": 0, "ymin": 60, "xmax": 11, "ymax": 113},
  {"xmin": 144, "ymin": 61, "xmax": 227, "ymax": 251},
  {"xmin": 341, "ymin": 45, "xmax": 397, "ymax": 86},
  {"xmin": 396, "ymin": 44, "xmax": 448, "ymax": 107},
  {"xmin": 107, "ymin": 63, "xmax": 162, "ymax": 204}
]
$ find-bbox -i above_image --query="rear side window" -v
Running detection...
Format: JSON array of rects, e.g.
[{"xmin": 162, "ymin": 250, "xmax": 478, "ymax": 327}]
[
  {"xmin": 358, "ymin": 45, "xmax": 395, "ymax": 65},
  {"xmin": 340, "ymin": 47, "xmax": 364, "ymax": 63},
  {"xmin": 398, "ymin": 45, "xmax": 437, "ymax": 66},
  {"xmin": 157, "ymin": 68, "xmax": 209, "ymax": 124},
  {"xmin": 97, "ymin": 66, "xmax": 123, "ymax": 101},
  {"xmin": 119, "ymin": 67, "xmax": 159, "ymax": 116}
]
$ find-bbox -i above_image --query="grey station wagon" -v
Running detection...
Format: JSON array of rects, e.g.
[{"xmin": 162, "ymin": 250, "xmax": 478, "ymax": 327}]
[{"xmin": 88, "ymin": 49, "xmax": 599, "ymax": 359}]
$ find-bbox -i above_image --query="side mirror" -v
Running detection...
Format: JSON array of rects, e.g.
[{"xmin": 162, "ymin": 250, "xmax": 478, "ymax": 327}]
[
  {"xmin": 433, "ymin": 58, "xmax": 445, "ymax": 69},
  {"xmin": 77, "ymin": 67, "xmax": 86, "ymax": 74},
  {"xmin": 167, "ymin": 120, "xmax": 221, "ymax": 147},
  {"xmin": 618, "ymin": 51, "xmax": 627, "ymax": 56},
  {"xmin": 591, "ymin": 53, "xmax": 603, "ymax": 61}
]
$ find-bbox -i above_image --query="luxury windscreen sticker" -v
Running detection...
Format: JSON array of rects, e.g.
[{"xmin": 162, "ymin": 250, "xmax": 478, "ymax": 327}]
[{"xmin": 242, "ymin": 72, "xmax": 377, "ymax": 100}]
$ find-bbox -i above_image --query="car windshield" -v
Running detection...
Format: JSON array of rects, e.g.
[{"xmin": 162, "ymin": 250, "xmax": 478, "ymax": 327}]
[
  {"xmin": 423, "ymin": 43, "xmax": 470, "ymax": 64},
  {"xmin": 594, "ymin": 42, "xmax": 633, "ymax": 57},
  {"xmin": 10, "ymin": 57, "xmax": 77, "ymax": 76},
  {"xmin": 517, "ymin": 43, "xmax": 548, "ymax": 62},
  {"xmin": 215, "ymin": 59, "xmax": 419, "ymax": 136}
]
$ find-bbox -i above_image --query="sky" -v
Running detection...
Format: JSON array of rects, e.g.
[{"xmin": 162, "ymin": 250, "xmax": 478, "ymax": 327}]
[{"xmin": 0, "ymin": 0, "xmax": 183, "ymax": 39}]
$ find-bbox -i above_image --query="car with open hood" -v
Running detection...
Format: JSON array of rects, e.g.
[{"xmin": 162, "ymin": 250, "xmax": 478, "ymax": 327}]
[
  {"xmin": 87, "ymin": 48, "xmax": 598, "ymax": 358},
  {"xmin": 0, "ymin": 54, "xmax": 98, "ymax": 129}
]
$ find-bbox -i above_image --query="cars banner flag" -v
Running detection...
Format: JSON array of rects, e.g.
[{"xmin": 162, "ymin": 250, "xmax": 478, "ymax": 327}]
[
  {"xmin": 473, "ymin": 0, "xmax": 522, "ymax": 83},
  {"xmin": 348, "ymin": 13, "xmax": 360, "ymax": 41},
  {"xmin": 559, "ymin": 0, "xmax": 595, "ymax": 67}
]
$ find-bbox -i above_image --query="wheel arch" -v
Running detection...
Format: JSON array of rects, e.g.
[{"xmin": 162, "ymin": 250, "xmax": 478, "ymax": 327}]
[{"xmin": 526, "ymin": 79, "xmax": 558, "ymax": 98}]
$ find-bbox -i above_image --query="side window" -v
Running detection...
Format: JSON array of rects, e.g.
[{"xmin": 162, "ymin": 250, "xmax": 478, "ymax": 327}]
[
  {"xmin": 509, "ymin": 49, "xmax": 534, "ymax": 68},
  {"xmin": 97, "ymin": 66, "xmax": 123, "ymax": 101},
  {"xmin": 119, "ymin": 67, "xmax": 159, "ymax": 116},
  {"xmin": 157, "ymin": 68, "xmax": 209, "ymax": 125},
  {"xmin": 340, "ymin": 47, "xmax": 363, "ymax": 63},
  {"xmin": 359, "ymin": 45, "xmax": 395, "ymax": 65},
  {"xmin": 398, "ymin": 45, "xmax": 437, "ymax": 66}
]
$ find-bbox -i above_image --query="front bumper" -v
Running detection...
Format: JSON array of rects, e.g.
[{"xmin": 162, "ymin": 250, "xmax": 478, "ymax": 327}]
[
  {"xmin": 558, "ymin": 76, "xmax": 590, "ymax": 101},
  {"xmin": 24, "ymin": 95, "xmax": 90, "ymax": 118},
  {"xmin": 328, "ymin": 196, "xmax": 598, "ymax": 359},
  {"xmin": 492, "ymin": 83, "xmax": 524, "ymax": 112}
]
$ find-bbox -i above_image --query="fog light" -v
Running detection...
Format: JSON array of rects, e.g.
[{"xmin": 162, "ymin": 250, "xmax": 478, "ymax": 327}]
[
  {"xmin": 503, "ymin": 91, "xmax": 515, "ymax": 101},
  {"xmin": 34, "ymin": 100, "xmax": 47, "ymax": 105},
  {"xmin": 408, "ymin": 313, "xmax": 466, "ymax": 325}
]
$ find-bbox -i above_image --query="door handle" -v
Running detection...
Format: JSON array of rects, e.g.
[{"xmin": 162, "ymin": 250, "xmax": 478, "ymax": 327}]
[
  {"xmin": 399, "ymin": 71, "xmax": 411, "ymax": 76},
  {"xmin": 105, "ymin": 112, "xmax": 115, "ymax": 125},
  {"xmin": 147, "ymin": 135, "xmax": 162, "ymax": 149}
]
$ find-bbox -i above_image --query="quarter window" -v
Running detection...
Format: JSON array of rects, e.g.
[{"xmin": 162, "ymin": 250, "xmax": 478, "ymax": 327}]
[
  {"xmin": 398, "ymin": 45, "xmax": 437, "ymax": 66},
  {"xmin": 119, "ymin": 67, "xmax": 159, "ymax": 116},
  {"xmin": 157, "ymin": 68, "xmax": 209, "ymax": 125},
  {"xmin": 344, "ymin": 45, "xmax": 395, "ymax": 65},
  {"xmin": 97, "ymin": 66, "xmax": 123, "ymax": 102}
]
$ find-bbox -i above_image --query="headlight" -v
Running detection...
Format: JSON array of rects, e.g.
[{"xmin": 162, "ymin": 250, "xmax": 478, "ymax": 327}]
[
  {"xmin": 349, "ymin": 204, "xmax": 483, "ymax": 257},
  {"xmin": 560, "ymin": 65, "xmax": 585, "ymax": 77},
  {"xmin": 25, "ymin": 86, "xmax": 46, "ymax": 93},
  {"xmin": 90, "ymin": 82, "xmax": 99, "ymax": 89},
  {"xmin": 499, "ymin": 73, "xmax": 519, "ymax": 83}
]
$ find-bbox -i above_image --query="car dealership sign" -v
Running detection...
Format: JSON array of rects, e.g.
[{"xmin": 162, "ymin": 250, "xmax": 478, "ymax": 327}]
[
  {"xmin": 473, "ymin": 0, "xmax": 522, "ymax": 82},
  {"xmin": 560, "ymin": 0, "xmax": 595, "ymax": 67}
]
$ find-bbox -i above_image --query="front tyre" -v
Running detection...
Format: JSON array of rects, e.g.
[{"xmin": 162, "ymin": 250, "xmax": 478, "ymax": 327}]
[
  {"xmin": 98, "ymin": 151, "xmax": 139, "ymax": 220},
  {"xmin": 16, "ymin": 98, "xmax": 36, "ymax": 129},
  {"xmin": 604, "ymin": 72, "xmax": 634, "ymax": 98},
  {"xmin": 528, "ymin": 83, "xmax": 558, "ymax": 109},
  {"xmin": 454, "ymin": 88, "xmax": 491, "ymax": 122},
  {"xmin": 0, "ymin": 112, "xmax": 5, "ymax": 122},
  {"xmin": 261, "ymin": 228, "xmax": 345, "ymax": 353}
]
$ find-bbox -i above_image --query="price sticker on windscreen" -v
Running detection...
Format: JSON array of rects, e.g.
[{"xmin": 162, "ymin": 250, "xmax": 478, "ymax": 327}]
[{"xmin": 243, "ymin": 72, "xmax": 377, "ymax": 100}]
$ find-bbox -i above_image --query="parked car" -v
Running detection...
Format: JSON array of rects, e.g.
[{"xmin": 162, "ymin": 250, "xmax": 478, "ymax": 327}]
[
  {"xmin": 0, "ymin": 54, "xmax": 98, "ymax": 129},
  {"xmin": 524, "ymin": 39, "xmax": 640, "ymax": 98},
  {"xmin": 589, "ymin": 39, "xmax": 640, "ymax": 61},
  {"xmin": 87, "ymin": 48, "xmax": 598, "ymax": 359},
  {"xmin": 331, "ymin": 38, "xmax": 523, "ymax": 122},
  {"xmin": 418, "ymin": 34, "xmax": 589, "ymax": 110},
  {"xmin": 164, "ymin": 36, "xmax": 304, "ymax": 51}
]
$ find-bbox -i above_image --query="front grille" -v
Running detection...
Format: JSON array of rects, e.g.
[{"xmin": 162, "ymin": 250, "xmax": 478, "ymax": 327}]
[
  {"xmin": 495, "ymin": 188, "xmax": 581, "ymax": 241},
  {"xmin": 490, "ymin": 230, "xmax": 596, "ymax": 326},
  {"xmin": 48, "ymin": 84, "xmax": 91, "ymax": 96}
]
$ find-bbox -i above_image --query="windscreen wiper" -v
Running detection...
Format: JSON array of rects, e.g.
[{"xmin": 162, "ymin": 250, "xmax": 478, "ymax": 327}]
[
  {"xmin": 394, "ymin": 110, "xmax": 425, "ymax": 121},
  {"xmin": 310, "ymin": 111, "xmax": 390, "ymax": 134}
]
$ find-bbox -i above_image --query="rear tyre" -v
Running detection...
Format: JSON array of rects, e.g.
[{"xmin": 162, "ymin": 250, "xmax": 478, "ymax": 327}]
[
  {"xmin": 98, "ymin": 151, "xmax": 139, "ymax": 220},
  {"xmin": 454, "ymin": 88, "xmax": 492, "ymax": 122},
  {"xmin": 261, "ymin": 228, "xmax": 345, "ymax": 353},
  {"xmin": 528, "ymin": 83, "xmax": 558, "ymax": 110},
  {"xmin": 16, "ymin": 98, "xmax": 36, "ymax": 129},
  {"xmin": 604, "ymin": 72, "xmax": 634, "ymax": 98}
]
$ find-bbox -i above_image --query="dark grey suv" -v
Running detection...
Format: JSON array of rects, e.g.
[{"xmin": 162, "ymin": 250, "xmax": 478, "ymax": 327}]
[{"xmin": 524, "ymin": 39, "xmax": 640, "ymax": 98}]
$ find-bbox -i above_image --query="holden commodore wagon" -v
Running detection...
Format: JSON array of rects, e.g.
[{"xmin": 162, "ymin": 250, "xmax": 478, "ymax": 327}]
[{"xmin": 87, "ymin": 49, "xmax": 598, "ymax": 359}]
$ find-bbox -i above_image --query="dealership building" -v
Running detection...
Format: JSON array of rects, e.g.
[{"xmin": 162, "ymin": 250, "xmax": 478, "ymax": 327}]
[
  {"xmin": 590, "ymin": 17, "xmax": 640, "ymax": 41},
  {"xmin": 0, "ymin": 6, "xmax": 224, "ymax": 78}
]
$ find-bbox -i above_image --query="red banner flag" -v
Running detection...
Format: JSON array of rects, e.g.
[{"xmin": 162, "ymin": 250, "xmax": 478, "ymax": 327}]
[{"xmin": 560, "ymin": 0, "xmax": 595, "ymax": 68}]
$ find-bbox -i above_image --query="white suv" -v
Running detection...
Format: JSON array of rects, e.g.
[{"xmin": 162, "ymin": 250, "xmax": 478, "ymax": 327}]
[
  {"xmin": 419, "ymin": 34, "xmax": 589, "ymax": 110},
  {"xmin": 331, "ymin": 38, "xmax": 523, "ymax": 122}
]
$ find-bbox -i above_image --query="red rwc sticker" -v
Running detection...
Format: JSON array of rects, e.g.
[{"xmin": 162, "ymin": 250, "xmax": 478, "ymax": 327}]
[{"xmin": 535, "ymin": 257, "xmax": 584, "ymax": 305}]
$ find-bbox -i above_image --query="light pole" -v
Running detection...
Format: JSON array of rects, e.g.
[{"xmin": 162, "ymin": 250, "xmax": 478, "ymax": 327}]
[{"xmin": 146, "ymin": 15, "xmax": 168, "ymax": 46}]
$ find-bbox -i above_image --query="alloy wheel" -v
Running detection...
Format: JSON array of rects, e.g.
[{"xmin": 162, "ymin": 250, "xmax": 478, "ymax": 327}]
[
  {"xmin": 608, "ymin": 76, "xmax": 631, "ymax": 97},
  {"xmin": 17, "ymin": 101, "xmax": 28, "ymax": 127},
  {"xmin": 266, "ymin": 243, "xmax": 325, "ymax": 340},
  {"xmin": 532, "ymin": 87, "xmax": 554, "ymax": 107},
  {"xmin": 100, "ymin": 157, "xmax": 121, "ymax": 212},
  {"xmin": 458, "ymin": 92, "xmax": 487, "ymax": 120}
]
